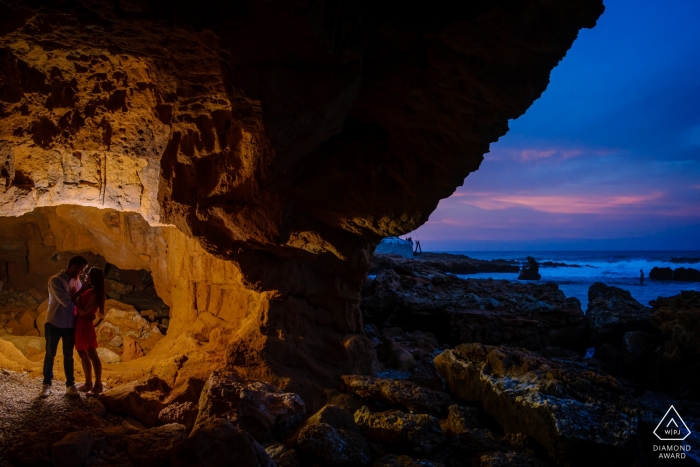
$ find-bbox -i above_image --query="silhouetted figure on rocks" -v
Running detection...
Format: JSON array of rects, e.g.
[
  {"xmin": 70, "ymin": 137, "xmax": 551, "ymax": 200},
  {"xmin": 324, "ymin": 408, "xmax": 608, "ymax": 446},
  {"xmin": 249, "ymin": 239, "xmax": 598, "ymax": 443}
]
[
  {"xmin": 518, "ymin": 256, "xmax": 541, "ymax": 281},
  {"xmin": 640, "ymin": 269, "xmax": 644, "ymax": 285}
]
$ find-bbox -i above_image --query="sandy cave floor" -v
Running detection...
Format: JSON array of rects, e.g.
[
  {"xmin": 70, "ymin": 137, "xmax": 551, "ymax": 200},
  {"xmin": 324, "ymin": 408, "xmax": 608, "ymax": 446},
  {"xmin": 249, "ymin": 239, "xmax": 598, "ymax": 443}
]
[{"xmin": 0, "ymin": 369, "xmax": 136, "ymax": 467}]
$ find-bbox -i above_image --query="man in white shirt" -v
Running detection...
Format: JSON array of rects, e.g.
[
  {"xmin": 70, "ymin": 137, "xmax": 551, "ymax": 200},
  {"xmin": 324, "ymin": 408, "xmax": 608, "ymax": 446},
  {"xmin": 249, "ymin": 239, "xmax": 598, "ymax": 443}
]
[{"xmin": 40, "ymin": 255, "xmax": 89, "ymax": 397}]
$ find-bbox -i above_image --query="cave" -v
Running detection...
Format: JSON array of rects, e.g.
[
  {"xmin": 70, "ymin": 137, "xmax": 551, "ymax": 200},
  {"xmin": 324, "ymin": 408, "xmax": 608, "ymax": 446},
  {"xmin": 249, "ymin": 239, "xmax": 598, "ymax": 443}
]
[{"xmin": 0, "ymin": 1, "xmax": 621, "ymax": 466}]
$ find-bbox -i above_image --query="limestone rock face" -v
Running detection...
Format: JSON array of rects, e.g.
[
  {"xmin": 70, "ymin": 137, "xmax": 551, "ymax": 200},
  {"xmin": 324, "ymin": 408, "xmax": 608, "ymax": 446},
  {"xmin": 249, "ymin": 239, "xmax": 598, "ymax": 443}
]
[
  {"xmin": 435, "ymin": 344, "xmax": 640, "ymax": 465},
  {"xmin": 0, "ymin": 0, "xmax": 604, "ymax": 405}
]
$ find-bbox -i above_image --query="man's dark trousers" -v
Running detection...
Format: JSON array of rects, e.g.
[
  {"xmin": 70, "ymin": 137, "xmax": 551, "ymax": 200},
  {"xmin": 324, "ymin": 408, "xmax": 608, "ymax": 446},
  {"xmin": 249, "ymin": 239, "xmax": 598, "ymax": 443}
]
[{"xmin": 42, "ymin": 322, "xmax": 75, "ymax": 387}]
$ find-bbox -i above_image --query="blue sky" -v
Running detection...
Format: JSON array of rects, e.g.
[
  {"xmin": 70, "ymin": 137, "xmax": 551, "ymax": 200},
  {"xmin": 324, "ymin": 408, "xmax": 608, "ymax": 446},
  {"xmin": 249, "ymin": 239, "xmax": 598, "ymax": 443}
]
[{"xmin": 408, "ymin": 0, "xmax": 700, "ymax": 251}]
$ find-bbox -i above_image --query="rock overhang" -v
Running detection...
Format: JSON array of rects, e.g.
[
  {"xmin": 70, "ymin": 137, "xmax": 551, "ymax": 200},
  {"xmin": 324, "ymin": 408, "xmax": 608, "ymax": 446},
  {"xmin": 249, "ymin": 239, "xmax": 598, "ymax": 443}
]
[{"xmin": 0, "ymin": 0, "xmax": 605, "ymax": 405}]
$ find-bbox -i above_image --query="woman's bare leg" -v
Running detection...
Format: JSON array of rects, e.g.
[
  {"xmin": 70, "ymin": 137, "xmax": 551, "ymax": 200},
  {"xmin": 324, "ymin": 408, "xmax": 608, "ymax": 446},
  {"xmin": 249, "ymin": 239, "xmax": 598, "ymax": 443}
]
[
  {"xmin": 77, "ymin": 350, "xmax": 92, "ymax": 391},
  {"xmin": 86, "ymin": 347, "xmax": 102, "ymax": 393}
]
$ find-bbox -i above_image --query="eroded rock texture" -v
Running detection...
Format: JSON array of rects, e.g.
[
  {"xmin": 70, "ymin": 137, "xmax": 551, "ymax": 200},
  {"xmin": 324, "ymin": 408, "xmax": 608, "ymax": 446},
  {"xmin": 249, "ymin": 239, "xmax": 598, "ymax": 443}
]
[{"xmin": 0, "ymin": 0, "xmax": 604, "ymax": 406}]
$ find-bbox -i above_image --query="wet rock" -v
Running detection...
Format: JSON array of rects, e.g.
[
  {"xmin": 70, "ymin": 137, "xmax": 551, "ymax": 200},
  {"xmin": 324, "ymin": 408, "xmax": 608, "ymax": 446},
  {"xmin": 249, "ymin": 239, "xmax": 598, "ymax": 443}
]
[
  {"xmin": 373, "ymin": 454, "xmax": 446, "ymax": 467},
  {"xmin": 173, "ymin": 417, "xmax": 274, "ymax": 467},
  {"xmin": 341, "ymin": 375, "xmax": 450, "ymax": 414},
  {"xmin": 127, "ymin": 423, "xmax": 186, "ymax": 467},
  {"xmin": 649, "ymin": 267, "xmax": 673, "ymax": 280},
  {"xmin": 297, "ymin": 422, "xmax": 371, "ymax": 467},
  {"xmin": 195, "ymin": 370, "xmax": 306, "ymax": 442},
  {"xmin": 673, "ymin": 267, "xmax": 700, "ymax": 282},
  {"xmin": 51, "ymin": 431, "xmax": 93, "ymax": 467},
  {"xmin": 362, "ymin": 268, "xmax": 586, "ymax": 351},
  {"xmin": 159, "ymin": 402, "xmax": 199, "ymax": 432},
  {"xmin": 435, "ymin": 343, "xmax": 639, "ymax": 466},
  {"xmin": 517, "ymin": 257, "xmax": 541, "ymax": 281},
  {"xmin": 585, "ymin": 282, "xmax": 652, "ymax": 345},
  {"xmin": 354, "ymin": 406, "xmax": 444, "ymax": 455}
]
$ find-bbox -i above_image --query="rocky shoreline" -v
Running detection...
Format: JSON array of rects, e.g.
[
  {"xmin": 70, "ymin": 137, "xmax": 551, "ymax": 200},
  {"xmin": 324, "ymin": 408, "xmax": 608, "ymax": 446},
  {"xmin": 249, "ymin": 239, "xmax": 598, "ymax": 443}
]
[{"xmin": 2, "ymin": 256, "xmax": 700, "ymax": 467}]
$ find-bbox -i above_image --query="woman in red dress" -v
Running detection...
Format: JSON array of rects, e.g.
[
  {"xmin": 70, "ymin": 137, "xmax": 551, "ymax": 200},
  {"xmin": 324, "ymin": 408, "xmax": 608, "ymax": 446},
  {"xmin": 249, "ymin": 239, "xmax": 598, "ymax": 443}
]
[{"xmin": 75, "ymin": 267, "xmax": 106, "ymax": 395}]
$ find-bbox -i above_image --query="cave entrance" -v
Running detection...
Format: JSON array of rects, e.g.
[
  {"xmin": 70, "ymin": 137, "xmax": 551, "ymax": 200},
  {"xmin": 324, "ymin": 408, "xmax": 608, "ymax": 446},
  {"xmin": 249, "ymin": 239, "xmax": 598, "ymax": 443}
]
[
  {"xmin": 0, "ymin": 203, "xmax": 269, "ymax": 394},
  {"xmin": 0, "ymin": 205, "xmax": 171, "ymax": 370}
]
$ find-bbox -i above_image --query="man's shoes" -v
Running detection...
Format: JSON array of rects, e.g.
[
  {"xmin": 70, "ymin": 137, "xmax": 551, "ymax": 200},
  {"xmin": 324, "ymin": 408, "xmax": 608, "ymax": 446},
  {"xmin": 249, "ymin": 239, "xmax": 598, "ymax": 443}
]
[
  {"xmin": 65, "ymin": 385, "xmax": 80, "ymax": 397},
  {"xmin": 39, "ymin": 384, "xmax": 51, "ymax": 398}
]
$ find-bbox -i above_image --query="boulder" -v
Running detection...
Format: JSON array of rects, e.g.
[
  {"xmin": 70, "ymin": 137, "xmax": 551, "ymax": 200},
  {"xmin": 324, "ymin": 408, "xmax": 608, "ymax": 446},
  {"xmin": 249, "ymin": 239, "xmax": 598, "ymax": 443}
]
[
  {"xmin": 127, "ymin": 423, "xmax": 187, "ymax": 467},
  {"xmin": 341, "ymin": 375, "xmax": 450, "ymax": 414},
  {"xmin": 122, "ymin": 335, "xmax": 145, "ymax": 362},
  {"xmin": 159, "ymin": 401, "xmax": 200, "ymax": 432},
  {"xmin": 354, "ymin": 406, "xmax": 444, "ymax": 455},
  {"xmin": 517, "ymin": 256, "xmax": 541, "ymax": 281},
  {"xmin": 172, "ymin": 417, "xmax": 275, "ymax": 467},
  {"xmin": 51, "ymin": 431, "xmax": 93, "ymax": 467},
  {"xmin": 297, "ymin": 422, "xmax": 372, "ymax": 467},
  {"xmin": 585, "ymin": 282, "xmax": 652, "ymax": 345},
  {"xmin": 649, "ymin": 267, "xmax": 673, "ymax": 280},
  {"xmin": 673, "ymin": 267, "xmax": 700, "ymax": 282},
  {"xmin": 4, "ymin": 319, "xmax": 22, "ymax": 336},
  {"xmin": 286, "ymin": 403, "xmax": 360, "ymax": 446},
  {"xmin": 195, "ymin": 370, "xmax": 306, "ymax": 442},
  {"xmin": 435, "ymin": 344, "xmax": 639, "ymax": 466},
  {"xmin": 101, "ymin": 377, "xmax": 171, "ymax": 427},
  {"xmin": 445, "ymin": 404, "xmax": 484, "ymax": 433},
  {"xmin": 96, "ymin": 300, "xmax": 163, "ymax": 356},
  {"xmin": 0, "ymin": 333, "xmax": 45, "ymax": 359},
  {"xmin": 650, "ymin": 291, "xmax": 700, "ymax": 353},
  {"xmin": 18, "ymin": 310, "xmax": 37, "ymax": 335},
  {"xmin": 36, "ymin": 299, "xmax": 48, "ymax": 336}
]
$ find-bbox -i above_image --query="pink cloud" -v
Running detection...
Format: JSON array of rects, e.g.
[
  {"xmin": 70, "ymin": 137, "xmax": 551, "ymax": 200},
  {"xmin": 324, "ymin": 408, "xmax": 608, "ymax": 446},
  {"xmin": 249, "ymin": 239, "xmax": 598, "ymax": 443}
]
[
  {"xmin": 461, "ymin": 191, "xmax": 666, "ymax": 214},
  {"xmin": 489, "ymin": 146, "xmax": 621, "ymax": 163}
]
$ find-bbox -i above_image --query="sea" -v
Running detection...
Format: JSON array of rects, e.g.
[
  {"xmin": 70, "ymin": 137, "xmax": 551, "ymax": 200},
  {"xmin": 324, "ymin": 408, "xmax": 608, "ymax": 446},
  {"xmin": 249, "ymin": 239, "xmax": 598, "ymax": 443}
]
[{"xmin": 444, "ymin": 250, "xmax": 700, "ymax": 310}]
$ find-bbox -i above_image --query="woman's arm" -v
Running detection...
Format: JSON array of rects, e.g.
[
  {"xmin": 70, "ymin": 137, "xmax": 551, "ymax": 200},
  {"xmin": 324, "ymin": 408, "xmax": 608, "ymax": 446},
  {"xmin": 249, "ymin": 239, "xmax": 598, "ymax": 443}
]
[{"xmin": 76, "ymin": 293, "xmax": 98, "ymax": 316}]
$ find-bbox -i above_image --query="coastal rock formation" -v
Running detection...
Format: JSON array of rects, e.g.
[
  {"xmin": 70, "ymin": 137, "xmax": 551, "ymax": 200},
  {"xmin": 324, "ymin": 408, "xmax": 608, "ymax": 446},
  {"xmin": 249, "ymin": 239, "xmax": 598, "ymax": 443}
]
[
  {"xmin": 0, "ymin": 0, "xmax": 604, "ymax": 410},
  {"xmin": 370, "ymin": 253, "xmax": 519, "ymax": 276},
  {"xmin": 362, "ymin": 264, "xmax": 587, "ymax": 350},
  {"xmin": 435, "ymin": 343, "xmax": 640, "ymax": 466},
  {"xmin": 341, "ymin": 375, "xmax": 450, "ymax": 414},
  {"xmin": 585, "ymin": 282, "xmax": 653, "ymax": 345},
  {"xmin": 648, "ymin": 291, "xmax": 700, "ymax": 396},
  {"xmin": 517, "ymin": 256, "xmax": 541, "ymax": 281},
  {"xmin": 649, "ymin": 266, "xmax": 700, "ymax": 282}
]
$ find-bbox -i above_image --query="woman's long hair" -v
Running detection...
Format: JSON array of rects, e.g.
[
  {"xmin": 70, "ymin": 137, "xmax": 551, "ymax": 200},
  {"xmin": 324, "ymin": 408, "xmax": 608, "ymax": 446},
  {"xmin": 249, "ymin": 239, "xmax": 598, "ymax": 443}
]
[{"xmin": 88, "ymin": 267, "xmax": 106, "ymax": 316}]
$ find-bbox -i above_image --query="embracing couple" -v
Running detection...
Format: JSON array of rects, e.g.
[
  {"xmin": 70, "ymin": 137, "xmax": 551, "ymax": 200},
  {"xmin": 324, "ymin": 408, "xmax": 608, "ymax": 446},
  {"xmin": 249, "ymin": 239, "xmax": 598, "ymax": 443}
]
[{"xmin": 40, "ymin": 255, "xmax": 106, "ymax": 398}]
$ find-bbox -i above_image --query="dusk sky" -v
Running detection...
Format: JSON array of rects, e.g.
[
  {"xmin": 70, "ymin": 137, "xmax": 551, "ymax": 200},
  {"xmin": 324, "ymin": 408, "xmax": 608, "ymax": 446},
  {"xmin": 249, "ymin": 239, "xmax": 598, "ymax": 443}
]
[{"xmin": 409, "ymin": 0, "xmax": 700, "ymax": 251}]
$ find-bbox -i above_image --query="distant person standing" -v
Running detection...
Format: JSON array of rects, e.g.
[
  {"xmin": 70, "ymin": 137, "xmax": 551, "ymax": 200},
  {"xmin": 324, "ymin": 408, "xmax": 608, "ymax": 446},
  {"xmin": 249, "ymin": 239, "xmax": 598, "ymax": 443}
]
[
  {"xmin": 40, "ymin": 255, "xmax": 90, "ymax": 398},
  {"xmin": 640, "ymin": 269, "xmax": 644, "ymax": 285}
]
